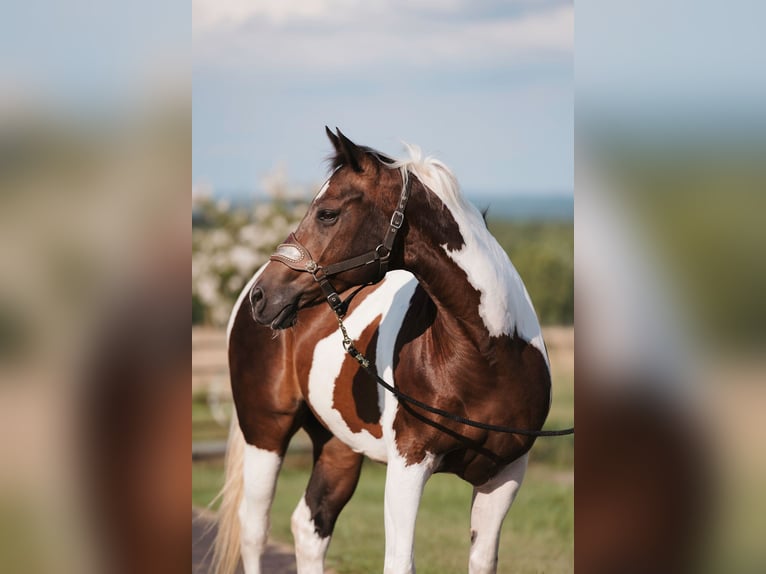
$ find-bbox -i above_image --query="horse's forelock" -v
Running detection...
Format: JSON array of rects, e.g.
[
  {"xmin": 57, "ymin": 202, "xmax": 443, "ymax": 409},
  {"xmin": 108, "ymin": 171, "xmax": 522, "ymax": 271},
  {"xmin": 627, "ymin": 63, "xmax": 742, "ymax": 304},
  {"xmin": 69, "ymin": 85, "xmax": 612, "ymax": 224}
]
[{"xmin": 326, "ymin": 145, "xmax": 394, "ymax": 173}]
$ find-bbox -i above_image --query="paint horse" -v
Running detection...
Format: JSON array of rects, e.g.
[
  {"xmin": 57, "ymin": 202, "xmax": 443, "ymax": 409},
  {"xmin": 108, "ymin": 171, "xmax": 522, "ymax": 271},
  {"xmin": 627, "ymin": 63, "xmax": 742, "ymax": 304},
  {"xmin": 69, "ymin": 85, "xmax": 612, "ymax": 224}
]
[{"xmin": 214, "ymin": 129, "xmax": 552, "ymax": 574}]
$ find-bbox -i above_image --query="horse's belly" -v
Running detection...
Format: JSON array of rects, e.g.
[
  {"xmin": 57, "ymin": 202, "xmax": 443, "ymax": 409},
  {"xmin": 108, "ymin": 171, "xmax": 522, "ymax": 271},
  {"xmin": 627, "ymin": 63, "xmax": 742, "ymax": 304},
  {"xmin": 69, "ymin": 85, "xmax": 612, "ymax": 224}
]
[{"xmin": 305, "ymin": 270, "xmax": 418, "ymax": 463}]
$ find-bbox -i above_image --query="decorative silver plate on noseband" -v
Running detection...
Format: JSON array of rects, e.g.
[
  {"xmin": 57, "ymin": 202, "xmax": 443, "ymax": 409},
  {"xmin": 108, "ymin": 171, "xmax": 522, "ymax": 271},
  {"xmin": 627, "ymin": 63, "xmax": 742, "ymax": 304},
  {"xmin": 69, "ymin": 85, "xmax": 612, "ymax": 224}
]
[{"xmin": 275, "ymin": 244, "xmax": 304, "ymax": 262}]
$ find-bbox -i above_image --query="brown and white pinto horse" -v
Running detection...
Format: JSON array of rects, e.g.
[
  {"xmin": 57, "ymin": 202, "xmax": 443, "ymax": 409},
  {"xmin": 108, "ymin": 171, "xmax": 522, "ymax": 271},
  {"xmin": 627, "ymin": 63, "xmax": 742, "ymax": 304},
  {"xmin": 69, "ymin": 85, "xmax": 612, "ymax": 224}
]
[{"xmin": 213, "ymin": 129, "xmax": 552, "ymax": 574}]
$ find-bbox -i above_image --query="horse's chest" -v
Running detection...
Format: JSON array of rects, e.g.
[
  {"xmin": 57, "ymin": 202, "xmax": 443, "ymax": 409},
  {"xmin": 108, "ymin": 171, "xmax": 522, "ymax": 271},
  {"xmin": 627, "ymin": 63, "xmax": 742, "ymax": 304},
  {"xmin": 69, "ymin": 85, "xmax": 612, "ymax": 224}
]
[{"xmin": 294, "ymin": 271, "xmax": 418, "ymax": 462}]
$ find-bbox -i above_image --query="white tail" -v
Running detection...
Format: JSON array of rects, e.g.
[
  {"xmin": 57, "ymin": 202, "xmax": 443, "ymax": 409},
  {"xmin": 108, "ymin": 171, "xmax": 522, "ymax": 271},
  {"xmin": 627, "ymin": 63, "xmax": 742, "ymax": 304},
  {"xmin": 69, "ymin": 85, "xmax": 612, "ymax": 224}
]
[{"xmin": 211, "ymin": 411, "xmax": 246, "ymax": 574}]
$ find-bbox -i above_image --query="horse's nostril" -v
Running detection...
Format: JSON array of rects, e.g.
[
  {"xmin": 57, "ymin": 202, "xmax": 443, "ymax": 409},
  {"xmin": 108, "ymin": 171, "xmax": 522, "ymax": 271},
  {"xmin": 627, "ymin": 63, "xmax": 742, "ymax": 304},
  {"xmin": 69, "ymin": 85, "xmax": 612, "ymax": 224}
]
[{"xmin": 249, "ymin": 286, "xmax": 265, "ymax": 314}]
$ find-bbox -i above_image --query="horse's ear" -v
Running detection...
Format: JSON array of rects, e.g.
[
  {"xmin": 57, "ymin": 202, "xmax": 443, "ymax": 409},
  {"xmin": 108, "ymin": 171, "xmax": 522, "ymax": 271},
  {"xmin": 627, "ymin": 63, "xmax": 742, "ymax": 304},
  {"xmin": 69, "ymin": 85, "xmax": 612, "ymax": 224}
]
[
  {"xmin": 325, "ymin": 125, "xmax": 340, "ymax": 152},
  {"xmin": 335, "ymin": 128, "xmax": 365, "ymax": 173}
]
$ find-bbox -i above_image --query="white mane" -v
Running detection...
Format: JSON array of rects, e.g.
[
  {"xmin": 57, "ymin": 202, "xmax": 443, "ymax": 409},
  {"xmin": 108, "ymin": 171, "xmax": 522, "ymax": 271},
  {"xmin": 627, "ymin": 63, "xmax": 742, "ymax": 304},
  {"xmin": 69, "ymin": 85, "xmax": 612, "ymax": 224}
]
[{"xmin": 388, "ymin": 143, "xmax": 472, "ymax": 217}]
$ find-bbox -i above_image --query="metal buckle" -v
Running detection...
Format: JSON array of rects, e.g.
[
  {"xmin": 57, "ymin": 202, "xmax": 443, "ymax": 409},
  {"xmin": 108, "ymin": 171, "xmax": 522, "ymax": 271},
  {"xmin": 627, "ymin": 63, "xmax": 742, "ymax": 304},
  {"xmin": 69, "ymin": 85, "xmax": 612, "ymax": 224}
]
[
  {"xmin": 390, "ymin": 210, "xmax": 404, "ymax": 229},
  {"xmin": 306, "ymin": 260, "xmax": 318, "ymax": 273},
  {"xmin": 328, "ymin": 292, "xmax": 341, "ymax": 309}
]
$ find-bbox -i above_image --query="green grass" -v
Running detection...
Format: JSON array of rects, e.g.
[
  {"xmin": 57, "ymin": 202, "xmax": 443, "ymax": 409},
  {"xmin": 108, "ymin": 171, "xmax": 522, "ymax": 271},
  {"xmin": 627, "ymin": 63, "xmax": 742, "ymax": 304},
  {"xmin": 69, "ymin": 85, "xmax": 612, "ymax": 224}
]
[
  {"xmin": 192, "ymin": 457, "xmax": 572, "ymax": 574},
  {"xmin": 192, "ymin": 392, "xmax": 230, "ymax": 442},
  {"xmin": 193, "ymin": 460, "xmax": 229, "ymax": 510},
  {"xmin": 325, "ymin": 462, "xmax": 572, "ymax": 574}
]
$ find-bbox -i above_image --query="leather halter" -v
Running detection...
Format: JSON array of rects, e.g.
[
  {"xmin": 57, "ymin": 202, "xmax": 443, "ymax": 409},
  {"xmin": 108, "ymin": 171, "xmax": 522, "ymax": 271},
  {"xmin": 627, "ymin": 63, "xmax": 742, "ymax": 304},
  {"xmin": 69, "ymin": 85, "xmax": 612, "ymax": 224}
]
[{"xmin": 269, "ymin": 170, "xmax": 413, "ymax": 317}]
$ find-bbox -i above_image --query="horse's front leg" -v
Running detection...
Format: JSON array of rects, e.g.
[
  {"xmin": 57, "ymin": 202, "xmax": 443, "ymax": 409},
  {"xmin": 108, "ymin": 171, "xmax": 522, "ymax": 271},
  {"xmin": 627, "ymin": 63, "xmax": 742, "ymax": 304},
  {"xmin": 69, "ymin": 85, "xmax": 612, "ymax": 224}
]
[
  {"xmin": 468, "ymin": 453, "xmax": 528, "ymax": 574},
  {"xmin": 383, "ymin": 451, "xmax": 439, "ymax": 574},
  {"xmin": 292, "ymin": 417, "xmax": 363, "ymax": 574}
]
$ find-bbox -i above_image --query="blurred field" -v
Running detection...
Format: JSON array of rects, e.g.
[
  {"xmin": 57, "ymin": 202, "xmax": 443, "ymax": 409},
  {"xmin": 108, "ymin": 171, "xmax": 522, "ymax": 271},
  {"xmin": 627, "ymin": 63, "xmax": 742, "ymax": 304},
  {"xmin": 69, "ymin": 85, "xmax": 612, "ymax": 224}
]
[
  {"xmin": 487, "ymin": 220, "xmax": 574, "ymax": 326},
  {"xmin": 192, "ymin": 325, "xmax": 573, "ymax": 573}
]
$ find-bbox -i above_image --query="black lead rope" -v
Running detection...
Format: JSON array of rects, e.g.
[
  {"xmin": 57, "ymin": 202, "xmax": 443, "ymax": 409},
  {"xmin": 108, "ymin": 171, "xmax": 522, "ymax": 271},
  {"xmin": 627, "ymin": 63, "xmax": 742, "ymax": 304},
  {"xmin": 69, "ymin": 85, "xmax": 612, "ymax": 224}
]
[{"xmin": 335, "ymin": 314, "xmax": 575, "ymax": 437}]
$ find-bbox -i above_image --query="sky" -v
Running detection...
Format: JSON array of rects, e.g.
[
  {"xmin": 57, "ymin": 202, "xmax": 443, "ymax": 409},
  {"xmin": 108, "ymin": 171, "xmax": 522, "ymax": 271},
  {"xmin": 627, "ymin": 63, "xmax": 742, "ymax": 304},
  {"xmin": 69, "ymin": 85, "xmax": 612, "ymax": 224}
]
[
  {"xmin": 576, "ymin": 0, "xmax": 766, "ymax": 139},
  {"xmin": 3, "ymin": 0, "xmax": 762, "ymax": 195},
  {"xmin": 192, "ymin": 0, "xmax": 574, "ymax": 196}
]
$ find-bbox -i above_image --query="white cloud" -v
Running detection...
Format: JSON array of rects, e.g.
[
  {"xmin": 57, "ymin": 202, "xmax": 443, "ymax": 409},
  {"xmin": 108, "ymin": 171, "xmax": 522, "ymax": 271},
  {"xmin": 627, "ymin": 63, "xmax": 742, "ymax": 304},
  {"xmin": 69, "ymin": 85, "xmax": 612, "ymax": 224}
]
[
  {"xmin": 193, "ymin": 1, "xmax": 572, "ymax": 72},
  {"xmin": 193, "ymin": 0, "xmax": 351, "ymax": 31},
  {"xmin": 193, "ymin": 0, "xmax": 470, "ymax": 31}
]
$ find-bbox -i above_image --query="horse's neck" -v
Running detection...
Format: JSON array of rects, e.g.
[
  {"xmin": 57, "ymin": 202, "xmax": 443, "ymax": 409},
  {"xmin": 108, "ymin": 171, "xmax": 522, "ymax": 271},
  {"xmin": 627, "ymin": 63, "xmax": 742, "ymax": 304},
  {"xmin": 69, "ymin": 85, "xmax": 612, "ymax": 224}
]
[{"xmin": 404, "ymin": 190, "xmax": 545, "ymax": 356}]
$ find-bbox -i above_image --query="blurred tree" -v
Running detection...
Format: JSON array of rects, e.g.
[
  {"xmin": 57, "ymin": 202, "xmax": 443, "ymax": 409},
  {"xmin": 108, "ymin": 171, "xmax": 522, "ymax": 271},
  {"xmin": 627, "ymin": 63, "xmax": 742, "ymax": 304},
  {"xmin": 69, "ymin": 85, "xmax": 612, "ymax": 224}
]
[{"xmin": 489, "ymin": 220, "xmax": 574, "ymax": 325}]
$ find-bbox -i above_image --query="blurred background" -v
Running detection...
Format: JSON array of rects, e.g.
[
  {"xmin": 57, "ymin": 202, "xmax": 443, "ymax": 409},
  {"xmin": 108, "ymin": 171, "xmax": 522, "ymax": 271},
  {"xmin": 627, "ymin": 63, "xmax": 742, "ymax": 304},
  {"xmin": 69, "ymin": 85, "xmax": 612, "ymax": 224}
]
[
  {"xmin": 576, "ymin": 1, "xmax": 766, "ymax": 573},
  {"xmin": 1, "ymin": 0, "xmax": 763, "ymax": 573},
  {"xmin": 0, "ymin": 1, "xmax": 190, "ymax": 573},
  {"xmin": 192, "ymin": 2, "xmax": 573, "ymax": 573}
]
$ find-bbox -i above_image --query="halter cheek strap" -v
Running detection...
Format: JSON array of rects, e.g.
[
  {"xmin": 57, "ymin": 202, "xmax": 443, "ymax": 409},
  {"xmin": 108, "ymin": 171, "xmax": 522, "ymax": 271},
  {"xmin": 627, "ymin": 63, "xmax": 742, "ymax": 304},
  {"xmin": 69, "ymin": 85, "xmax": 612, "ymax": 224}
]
[{"xmin": 269, "ymin": 171, "xmax": 413, "ymax": 317}]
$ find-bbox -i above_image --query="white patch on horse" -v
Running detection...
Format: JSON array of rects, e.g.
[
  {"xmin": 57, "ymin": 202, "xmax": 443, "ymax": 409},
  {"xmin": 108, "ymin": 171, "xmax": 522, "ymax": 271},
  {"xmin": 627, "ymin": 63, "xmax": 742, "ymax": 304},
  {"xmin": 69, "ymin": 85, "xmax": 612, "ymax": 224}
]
[
  {"xmin": 239, "ymin": 444, "xmax": 282, "ymax": 574},
  {"xmin": 443, "ymin": 226, "xmax": 542, "ymax": 338},
  {"xmin": 291, "ymin": 495, "xmax": 330, "ymax": 574},
  {"xmin": 383, "ymin": 449, "xmax": 439, "ymax": 574},
  {"xmin": 314, "ymin": 179, "xmax": 331, "ymax": 200},
  {"xmin": 307, "ymin": 270, "xmax": 418, "ymax": 463},
  {"xmin": 313, "ymin": 168, "xmax": 339, "ymax": 201},
  {"xmin": 375, "ymin": 273, "xmax": 420, "ymax": 450},
  {"xmin": 391, "ymin": 147, "xmax": 549, "ymax": 367},
  {"xmin": 469, "ymin": 453, "xmax": 528, "ymax": 574},
  {"xmin": 226, "ymin": 263, "xmax": 268, "ymax": 345}
]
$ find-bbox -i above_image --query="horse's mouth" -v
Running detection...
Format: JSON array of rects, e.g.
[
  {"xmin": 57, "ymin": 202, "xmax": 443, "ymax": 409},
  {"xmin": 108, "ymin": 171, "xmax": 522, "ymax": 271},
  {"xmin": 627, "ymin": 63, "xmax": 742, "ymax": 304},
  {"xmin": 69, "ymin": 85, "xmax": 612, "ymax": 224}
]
[{"xmin": 270, "ymin": 303, "xmax": 298, "ymax": 330}]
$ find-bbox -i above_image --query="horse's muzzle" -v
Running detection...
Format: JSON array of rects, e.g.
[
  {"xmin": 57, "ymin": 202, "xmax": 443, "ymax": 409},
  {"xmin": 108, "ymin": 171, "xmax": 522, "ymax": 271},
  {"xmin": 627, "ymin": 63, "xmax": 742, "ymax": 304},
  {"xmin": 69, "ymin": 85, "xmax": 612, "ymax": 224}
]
[
  {"xmin": 249, "ymin": 286, "xmax": 265, "ymax": 315},
  {"xmin": 249, "ymin": 282, "xmax": 300, "ymax": 329}
]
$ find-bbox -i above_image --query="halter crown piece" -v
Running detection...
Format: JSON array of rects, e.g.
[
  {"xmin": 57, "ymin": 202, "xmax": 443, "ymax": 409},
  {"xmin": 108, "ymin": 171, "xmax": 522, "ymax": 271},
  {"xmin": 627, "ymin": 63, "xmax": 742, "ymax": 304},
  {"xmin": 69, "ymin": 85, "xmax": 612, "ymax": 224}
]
[{"xmin": 269, "ymin": 170, "xmax": 413, "ymax": 317}]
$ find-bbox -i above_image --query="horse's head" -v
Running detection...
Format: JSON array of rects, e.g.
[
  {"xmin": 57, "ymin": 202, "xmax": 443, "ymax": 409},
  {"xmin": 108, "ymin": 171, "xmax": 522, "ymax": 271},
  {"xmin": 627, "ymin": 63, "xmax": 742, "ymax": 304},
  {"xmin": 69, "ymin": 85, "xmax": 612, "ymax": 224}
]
[{"xmin": 250, "ymin": 127, "xmax": 409, "ymax": 329}]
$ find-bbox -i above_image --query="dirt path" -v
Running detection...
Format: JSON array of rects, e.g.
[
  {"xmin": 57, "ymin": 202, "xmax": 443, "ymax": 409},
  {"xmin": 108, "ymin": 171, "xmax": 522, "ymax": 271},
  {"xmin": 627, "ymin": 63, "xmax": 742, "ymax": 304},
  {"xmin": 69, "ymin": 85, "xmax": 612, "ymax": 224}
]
[{"xmin": 192, "ymin": 509, "xmax": 297, "ymax": 574}]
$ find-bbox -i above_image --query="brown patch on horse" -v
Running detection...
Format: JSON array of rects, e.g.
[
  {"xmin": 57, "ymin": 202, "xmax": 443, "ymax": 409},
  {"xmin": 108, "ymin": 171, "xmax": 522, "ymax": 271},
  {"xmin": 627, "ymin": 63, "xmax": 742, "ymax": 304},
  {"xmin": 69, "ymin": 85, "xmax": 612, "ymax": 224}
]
[
  {"xmin": 228, "ymin": 300, "xmax": 305, "ymax": 453},
  {"xmin": 411, "ymin": 181, "xmax": 465, "ymax": 253},
  {"xmin": 332, "ymin": 315, "xmax": 384, "ymax": 437},
  {"xmin": 302, "ymin": 430, "xmax": 364, "ymax": 538},
  {"xmin": 393, "ymin": 316, "xmax": 551, "ymax": 484}
]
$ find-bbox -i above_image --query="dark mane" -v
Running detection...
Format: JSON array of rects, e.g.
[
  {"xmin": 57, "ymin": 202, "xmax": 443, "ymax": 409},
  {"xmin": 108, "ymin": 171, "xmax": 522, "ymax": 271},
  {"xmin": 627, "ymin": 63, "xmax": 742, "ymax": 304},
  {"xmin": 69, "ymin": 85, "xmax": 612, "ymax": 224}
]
[{"xmin": 326, "ymin": 146, "xmax": 395, "ymax": 172}]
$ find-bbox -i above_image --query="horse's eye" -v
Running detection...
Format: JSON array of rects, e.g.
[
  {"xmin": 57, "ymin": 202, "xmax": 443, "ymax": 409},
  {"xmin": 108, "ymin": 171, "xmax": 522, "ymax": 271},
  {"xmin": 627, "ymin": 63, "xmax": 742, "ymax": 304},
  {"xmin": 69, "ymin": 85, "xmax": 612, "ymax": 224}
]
[{"xmin": 317, "ymin": 209, "xmax": 340, "ymax": 224}]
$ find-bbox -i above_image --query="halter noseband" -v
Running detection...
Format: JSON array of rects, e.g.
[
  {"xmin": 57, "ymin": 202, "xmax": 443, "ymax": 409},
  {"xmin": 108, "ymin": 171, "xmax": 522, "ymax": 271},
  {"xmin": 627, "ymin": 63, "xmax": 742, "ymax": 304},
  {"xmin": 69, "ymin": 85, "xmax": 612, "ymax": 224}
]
[{"xmin": 268, "ymin": 170, "xmax": 413, "ymax": 317}]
